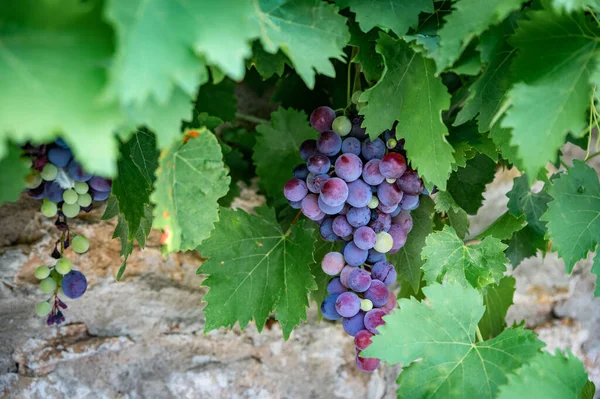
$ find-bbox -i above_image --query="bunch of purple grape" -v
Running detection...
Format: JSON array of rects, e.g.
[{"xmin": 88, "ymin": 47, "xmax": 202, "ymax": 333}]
[{"xmin": 283, "ymin": 105, "xmax": 424, "ymax": 372}]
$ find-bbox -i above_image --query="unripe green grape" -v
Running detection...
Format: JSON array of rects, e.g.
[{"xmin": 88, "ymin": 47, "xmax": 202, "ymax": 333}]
[
  {"xmin": 77, "ymin": 193, "xmax": 92, "ymax": 207},
  {"xmin": 357, "ymin": 102, "xmax": 367, "ymax": 111},
  {"xmin": 386, "ymin": 138, "xmax": 397, "ymax": 149},
  {"xmin": 332, "ymin": 116, "xmax": 352, "ymax": 136},
  {"xmin": 40, "ymin": 277, "xmax": 57, "ymax": 293},
  {"xmin": 74, "ymin": 182, "xmax": 89, "ymax": 194},
  {"xmin": 360, "ymin": 298, "xmax": 373, "ymax": 312},
  {"xmin": 385, "ymin": 178, "xmax": 396, "ymax": 184},
  {"xmin": 71, "ymin": 235, "xmax": 90, "ymax": 254},
  {"xmin": 55, "ymin": 258, "xmax": 72, "ymax": 275},
  {"xmin": 41, "ymin": 200, "xmax": 58, "ymax": 218},
  {"xmin": 35, "ymin": 301, "xmax": 52, "ymax": 317},
  {"xmin": 25, "ymin": 170, "xmax": 42, "ymax": 189},
  {"xmin": 367, "ymin": 196, "xmax": 379, "ymax": 209},
  {"xmin": 374, "ymin": 231, "xmax": 393, "ymax": 253},
  {"xmin": 34, "ymin": 265, "xmax": 51, "ymax": 280},
  {"xmin": 41, "ymin": 163, "xmax": 58, "ymax": 181},
  {"xmin": 62, "ymin": 203, "xmax": 80, "ymax": 218},
  {"xmin": 63, "ymin": 189, "xmax": 78, "ymax": 205},
  {"xmin": 351, "ymin": 90, "xmax": 363, "ymax": 105}
]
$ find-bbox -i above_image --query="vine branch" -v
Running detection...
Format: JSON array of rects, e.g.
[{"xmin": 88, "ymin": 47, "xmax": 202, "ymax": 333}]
[{"xmin": 235, "ymin": 112, "xmax": 270, "ymax": 125}]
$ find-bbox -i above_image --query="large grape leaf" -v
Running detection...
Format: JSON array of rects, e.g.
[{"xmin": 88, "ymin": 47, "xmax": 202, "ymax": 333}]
[
  {"xmin": 447, "ymin": 122, "xmax": 498, "ymax": 170},
  {"xmin": 507, "ymin": 174, "xmax": 552, "ymax": 235},
  {"xmin": 476, "ymin": 212, "xmax": 527, "ymax": 241},
  {"xmin": 335, "ymin": 0, "xmax": 433, "ymax": 37},
  {"xmin": 151, "ymin": 128, "xmax": 230, "ymax": 253},
  {"xmin": 497, "ymin": 350, "xmax": 590, "ymax": 399},
  {"xmin": 435, "ymin": 0, "xmax": 526, "ymax": 73},
  {"xmin": 254, "ymin": 108, "xmax": 316, "ymax": 200},
  {"xmin": 0, "ymin": 0, "xmax": 122, "ymax": 177},
  {"xmin": 388, "ymin": 196, "xmax": 435, "ymax": 292},
  {"xmin": 434, "ymin": 191, "xmax": 470, "ymax": 239},
  {"xmin": 254, "ymin": 0, "xmax": 350, "ymax": 90},
  {"xmin": 541, "ymin": 161, "xmax": 600, "ymax": 274},
  {"xmin": 348, "ymin": 22, "xmax": 383, "ymax": 83},
  {"xmin": 192, "ymin": 79, "xmax": 238, "ymax": 122},
  {"xmin": 363, "ymin": 283, "xmax": 544, "ymax": 399},
  {"xmin": 198, "ymin": 207, "xmax": 317, "ymax": 339},
  {"xmin": 360, "ymin": 34, "xmax": 454, "ymax": 190},
  {"xmin": 246, "ymin": 41, "xmax": 290, "ymax": 80},
  {"xmin": 552, "ymin": 0, "xmax": 600, "ymax": 13},
  {"xmin": 504, "ymin": 225, "xmax": 547, "ymax": 267},
  {"xmin": 0, "ymin": 144, "xmax": 29, "ymax": 205},
  {"xmin": 421, "ymin": 225, "xmax": 508, "ymax": 289},
  {"xmin": 447, "ymin": 153, "xmax": 497, "ymax": 215},
  {"xmin": 479, "ymin": 276, "xmax": 516, "ymax": 339},
  {"xmin": 502, "ymin": 8, "xmax": 599, "ymax": 181}
]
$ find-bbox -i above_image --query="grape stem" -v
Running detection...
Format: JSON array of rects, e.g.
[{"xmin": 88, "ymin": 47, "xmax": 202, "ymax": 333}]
[
  {"xmin": 475, "ymin": 326, "xmax": 484, "ymax": 342},
  {"xmin": 60, "ymin": 231, "xmax": 65, "ymax": 255},
  {"xmin": 284, "ymin": 210, "xmax": 303, "ymax": 238},
  {"xmin": 235, "ymin": 112, "xmax": 270, "ymax": 125}
]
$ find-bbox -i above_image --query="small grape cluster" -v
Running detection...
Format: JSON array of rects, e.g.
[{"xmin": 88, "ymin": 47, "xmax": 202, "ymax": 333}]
[{"xmin": 283, "ymin": 100, "xmax": 424, "ymax": 372}]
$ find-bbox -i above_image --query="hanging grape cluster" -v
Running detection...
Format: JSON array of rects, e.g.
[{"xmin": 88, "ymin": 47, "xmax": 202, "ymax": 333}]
[
  {"xmin": 23, "ymin": 139, "xmax": 112, "ymax": 325},
  {"xmin": 283, "ymin": 96, "xmax": 425, "ymax": 372}
]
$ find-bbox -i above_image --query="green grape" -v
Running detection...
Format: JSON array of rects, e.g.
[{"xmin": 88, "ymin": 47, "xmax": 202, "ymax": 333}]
[
  {"xmin": 63, "ymin": 189, "xmax": 78, "ymax": 205},
  {"xmin": 385, "ymin": 178, "xmax": 396, "ymax": 184},
  {"xmin": 360, "ymin": 298, "xmax": 373, "ymax": 312},
  {"xmin": 40, "ymin": 277, "xmax": 57, "ymax": 293},
  {"xmin": 62, "ymin": 203, "xmax": 80, "ymax": 218},
  {"xmin": 71, "ymin": 235, "xmax": 90, "ymax": 254},
  {"xmin": 25, "ymin": 170, "xmax": 42, "ymax": 189},
  {"xmin": 367, "ymin": 196, "xmax": 379, "ymax": 209},
  {"xmin": 55, "ymin": 258, "xmax": 72, "ymax": 275},
  {"xmin": 74, "ymin": 182, "xmax": 89, "ymax": 194},
  {"xmin": 77, "ymin": 193, "xmax": 92, "ymax": 207},
  {"xmin": 41, "ymin": 164, "xmax": 58, "ymax": 181},
  {"xmin": 374, "ymin": 231, "xmax": 393, "ymax": 253},
  {"xmin": 332, "ymin": 116, "xmax": 352, "ymax": 136},
  {"xmin": 35, "ymin": 301, "xmax": 52, "ymax": 317},
  {"xmin": 351, "ymin": 90, "xmax": 363, "ymax": 105},
  {"xmin": 386, "ymin": 138, "xmax": 397, "ymax": 149},
  {"xmin": 41, "ymin": 200, "xmax": 58, "ymax": 218},
  {"xmin": 34, "ymin": 265, "xmax": 51, "ymax": 280}
]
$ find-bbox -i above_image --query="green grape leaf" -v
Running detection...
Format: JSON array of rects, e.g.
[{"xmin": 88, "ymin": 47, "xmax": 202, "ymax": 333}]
[
  {"xmin": 310, "ymin": 234, "xmax": 341, "ymax": 320},
  {"xmin": 192, "ymin": 79, "xmax": 238, "ymax": 122},
  {"xmin": 247, "ymin": 41, "xmax": 290, "ymax": 80},
  {"xmin": 0, "ymin": 144, "xmax": 28, "ymax": 205},
  {"xmin": 151, "ymin": 128, "xmax": 230, "ymax": 253},
  {"xmin": 593, "ymin": 252, "xmax": 600, "ymax": 297},
  {"xmin": 552, "ymin": 0, "xmax": 600, "ymax": 13},
  {"xmin": 388, "ymin": 196, "xmax": 435, "ymax": 292},
  {"xmin": 348, "ymin": 22, "xmax": 383, "ymax": 83},
  {"xmin": 490, "ymin": 121, "xmax": 523, "ymax": 167},
  {"xmin": 254, "ymin": 108, "xmax": 316, "ymax": 200},
  {"xmin": 507, "ymin": 174, "xmax": 552, "ymax": 235},
  {"xmin": 447, "ymin": 153, "xmax": 497, "ymax": 215},
  {"xmin": 434, "ymin": 191, "xmax": 470, "ymax": 239},
  {"xmin": 360, "ymin": 34, "xmax": 454, "ymax": 190},
  {"xmin": 363, "ymin": 283, "xmax": 544, "ymax": 399},
  {"xmin": 112, "ymin": 130, "xmax": 159, "ymax": 241},
  {"xmin": 198, "ymin": 207, "xmax": 317, "ymax": 339},
  {"xmin": 476, "ymin": 212, "xmax": 527, "ymax": 241},
  {"xmin": 448, "ymin": 122, "xmax": 499, "ymax": 168},
  {"xmin": 479, "ymin": 276, "xmax": 516, "ymax": 339},
  {"xmin": 336, "ymin": 0, "xmax": 433, "ymax": 37},
  {"xmin": 421, "ymin": 225, "xmax": 508, "ymax": 289},
  {"xmin": 497, "ymin": 350, "xmax": 590, "ymax": 399},
  {"xmin": 504, "ymin": 225, "xmax": 547, "ymax": 267},
  {"xmin": 255, "ymin": 0, "xmax": 350, "ymax": 90},
  {"xmin": 541, "ymin": 160, "xmax": 600, "ymax": 273},
  {"xmin": 436, "ymin": 0, "xmax": 526, "ymax": 73},
  {"xmin": 0, "ymin": 0, "xmax": 122, "ymax": 177},
  {"xmin": 502, "ymin": 9, "xmax": 599, "ymax": 181},
  {"xmin": 581, "ymin": 379, "xmax": 596, "ymax": 399}
]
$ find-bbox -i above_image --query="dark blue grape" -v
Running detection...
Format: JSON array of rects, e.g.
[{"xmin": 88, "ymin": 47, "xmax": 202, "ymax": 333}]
[
  {"xmin": 364, "ymin": 309, "xmax": 386, "ymax": 334},
  {"xmin": 299, "ymin": 139, "xmax": 317, "ymax": 161},
  {"xmin": 288, "ymin": 200, "xmax": 302, "ymax": 209},
  {"xmin": 310, "ymin": 106, "xmax": 336, "ymax": 132},
  {"xmin": 332, "ymin": 215, "xmax": 353, "ymax": 237},
  {"xmin": 343, "ymin": 242, "xmax": 368, "ymax": 266},
  {"xmin": 48, "ymin": 147, "xmax": 72, "ymax": 167},
  {"xmin": 67, "ymin": 160, "xmax": 92, "ymax": 182},
  {"xmin": 321, "ymin": 295, "xmax": 341, "ymax": 320},
  {"xmin": 368, "ymin": 209, "xmax": 391, "ymax": 233},
  {"xmin": 293, "ymin": 164, "xmax": 309, "ymax": 180},
  {"xmin": 62, "ymin": 270, "xmax": 87, "ymax": 299},
  {"xmin": 44, "ymin": 181, "xmax": 65, "ymax": 202},
  {"xmin": 396, "ymin": 169, "xmax": 424, "ymax": 195},
  {"xmin": 307, "ymin": 154, "xmax": 331, "ymax": 174},
  {"xmin": 327, "ymin": 277, "xmax": 347, "ymax": 295},
  {"xmin": 306, "ymin": 173, "xmax": 330, "ymax": 193},
  {"xmin": 366, "ymin": 249, "xmax": 386, "ymax": 264},
  {"xmin": 364, "ymin": 280, "xmax": 389, "ymax": 307},
  {"xmin": 346, "ymin": 206, "xmax": 370, "ymax": 227},
  {"xmin": 90, "ymin": 189, "xmax": 110, "ymax": 201},
  {"xmin": 55, "ymin": 138, "xmax": 69, "ymax": 149},
  {"xmin": 28, "ymin": 184, "xmax": 45, "ymax": 199},
  {"xmin": 342, "ymin": 137, "xmax": 361, "ymax": 155},
  {"xmin": 353, "ymin": 226, "xmax": 376, "ymax": 250},
  {"xmin": 392, "ymin": 211, "xmax": 413, "ymax": 233},
  {"xmin": 346, "ymin": 179, "xmax": 372, "ymax": 208},
  {"xmin": 400, "ymin": 194, "xmax": 420, "ymax": 211},
  {"xmin": 387, "ymin": 224, "xmax": 407, "ymax": 254},
  {"xmin": 301, "ymin": 194, "xmax": 325, "ymax": 221},
  {"xmin": 349, "ymin": 117, "xmax": 367, "ymax": 140},
  {"xmin": 362, "ymin": 159, "xmax": 385, "ymax": 185},
  {"xmin": 348, "ymin": 268, "xmax": 372, "ymax": 292},
  {"xmin": 88, "ymin": 176, "xmax": 111, "ymax": 192},
  {"xmin": 342, "ymin": 311, "xmax": 366, "ymax": 336},
  {"xmin": 361, "ymin": 138, "xmax": 385, "ymax": 161},
  {"xmin": 320, "ymin": 178, "xmax": 348, "ymax": 207},
  {"xmin": 320, "ymin": 217, "xmax": 338, "ymax": 242},
  {"xmin": 317, "ymin": 131, "xmax": 342, "ymax": 156},
  {"xmin": 377, "ymin": 181, "xmax": 403, "ymax": 206},
  {"xmin": 371, "ymin": 261, "xmax": 397, "ymax": 286},
  {"xmin": 318, "ymin": 195, "xmax": 344, "ymax": 215},
  {"xmin": 284, "ymin": 178, "xmax": 308, "ymax": 202},
  {"xmin": 379, "ymin": 153, "xmax": 407, "ymax": 179}
]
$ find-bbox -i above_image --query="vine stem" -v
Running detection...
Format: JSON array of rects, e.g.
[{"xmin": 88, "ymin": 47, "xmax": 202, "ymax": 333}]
[
  {"xmin": 60, "ymin": 231, "xmax": 65, "ymax": 255},
  {"xmin": 586, "ymin": 150, "xmax": 600, "ymax": 162},
  {"xmin": 235, "ymin": 112, "xmax": 270, "ymax": 125},
  {"xmin": 284, "ymin": 210, "xmax": 303, "ymax": 238},
  {"xmin": 475, "ymin": 326, "xmax": 484, "ymax": 343}
]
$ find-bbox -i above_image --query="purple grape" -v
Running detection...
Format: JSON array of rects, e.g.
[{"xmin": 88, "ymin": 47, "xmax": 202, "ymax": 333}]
[
  {"xmin": 48, "ymin": 147, "xmax": 72, "ymax": 167},
  {"xmin": 332, "ymin": 215, "xmax": 353, "ymax": 237},
  {"xmin": 342, "ymin": 311, "xmax": 366, "ymax": 336},
  {"xmin": 387, "ymin": 224, "xmax": 407, "ymax": 254},
  {"xmin": 335, "ymin": 292, "xmax": 361, "ymax": 317},
  {"xmin": 301, "ymin": 194, "xmax": 325, "ymax": 221},
  {"xmin": 368, "ymin": 209, "xmax": 391, "ymax": 233},
  {"xmin": 322, "ymin": 251, "xmax": 345, "ymax": 275},
  {"xmin": 339, "ymin": 203, "xmax": 350, "ymax": 215},
  {"xmin": 393, "ymin": 211, "xmax": 413, "ymax": 233},
  {"xmin": 44, "ymin": 181, "xmax": 65, "ymax": 202},
  {"xmin": 307, "ymin": 154, "xmax": 331, "ymax": 174},
  {"xmin": 378, "ymin": 181, "xmax": 403, "ymax": 206},
  {"xmin": 320, "ymin": 217, "xmax": 339, "ymax": 242},
  {"xmin": 389, "ymin": 205, "xmax": 402, "ymax": 217},
  {"xmin": 379, "ymin": 153, "xmax": 407, "ymax": 179},
  {"xmin": 354, "ymin": 330, "xmax": 374, "ymax": 351},
  {"xmin": 299, "ymin": 139, "xmax": 317, "ymax": 161},
  {"xmin": 288, "ymin": 200, "xmax": 302, "ymax": 209},
  {"xmin": 344, "ymin": 242, "xmax": 368, "ymax": 266},
  {"xmin": 55, "ymin": 138, "xmax": 69, "ymax": 148},
  {"xmin": 366, "ymin": 249, "xmax": 386, "ymax": 264},
  {"xmin": 356, "ymin": 353, "xmax": 380, "ymax": 372},
  {"xmin": 346, "ymin": 206, "xmax": 371, "ymax": 227},
  {"xmin": 320, "ymin": 178, "xmax": 348, "ymax": 207},
  {"xmin": 61, "ymin": 270, "xmax": 87, "ymax": 299},
  {"xmin": 67, "ymin": 160, "xmax": 92, "ymax": 182},
  {"xmin": 321, "ymin": 295, "xmax": 341, "ymax": 320},
  {"xmin": 362, "ymin": 159, "xmax": 385, "ymax": 185},
  {"xmin": 89, "ymin": 176, "xmax": 111, "ymax": 192},
  {"xmin": 310, "ymin": 106, "xmax": 336, "ymax": 132},
  {"xmin": 283, "ymin": 178, "xmax": 308, "ymax": 202},
  {"xmin": 327, "ymin": 277, "xmax": 347, "ymax": 295},
  {"xmin": 396, "ymin": 169, "xmax": 424, "ymax": 195},
  {"xmin": 364, "ymin": 280, "xmax": 389, "ymax": 307},
  {"xmin": 400, "ymin": 194, "xmax": 420, "ymax": 211},
  {"xmin": 346, "ymin": 179, "xmax": 372, "ymax": 208},
  {"xmin": 28, "ymin": 184, "xmax": 45, "ymax": 199},
  {"xmin": 306, "ymin": 173, "xmax": 330, "ymax": 193},
  {"xmin": 361, "ymin": 138, "xmax": 386, "ymax": 161},
  {"xmin": 353, "ymin": 226, "xmax": 377, "ymax": 250},
  {"xmin": 377, "ymin": 202, "xmax": 398, "ymax": 214},
  {"xmin": 293, "ymin": 164, "xmax": 309, "ymax": 180},
  {"xmin": 342, "ymin": 137, "xmax": 361, "ymax": 155},
  {"xmin": 318, "ymin": 195, "xmax": 344, "ymax": 215},
  {"xmin": 349, "ymin": 116, "xmax": 367, "ymax": 140},
  {"xmin": 364, "ymin": 309, "xmax": 386, "ymax": 334},
  {"xmin": 382, "ymin": 291, "xmax": 398, "ymax": 313},
  {"xmin": 371, "ymin": 261, "xmax": 397, "ymax": 286},
  {"xmin": 335, "ymin": 153, "xmax": 363, "ymax": 182},
  {"xmin": 90, "ymin": 189, "xmax": 110, "ymax": 201},
  {"xmin": 340, "ymin": 265, "xmax": 356, "ymax": 287},
  {"xmin": 348, "ymin": 268, "xmax": 372, "ymax": 292},
  {"xmin": 317, "ymin": 131, "xmax": 342, "ymax": 156}
]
